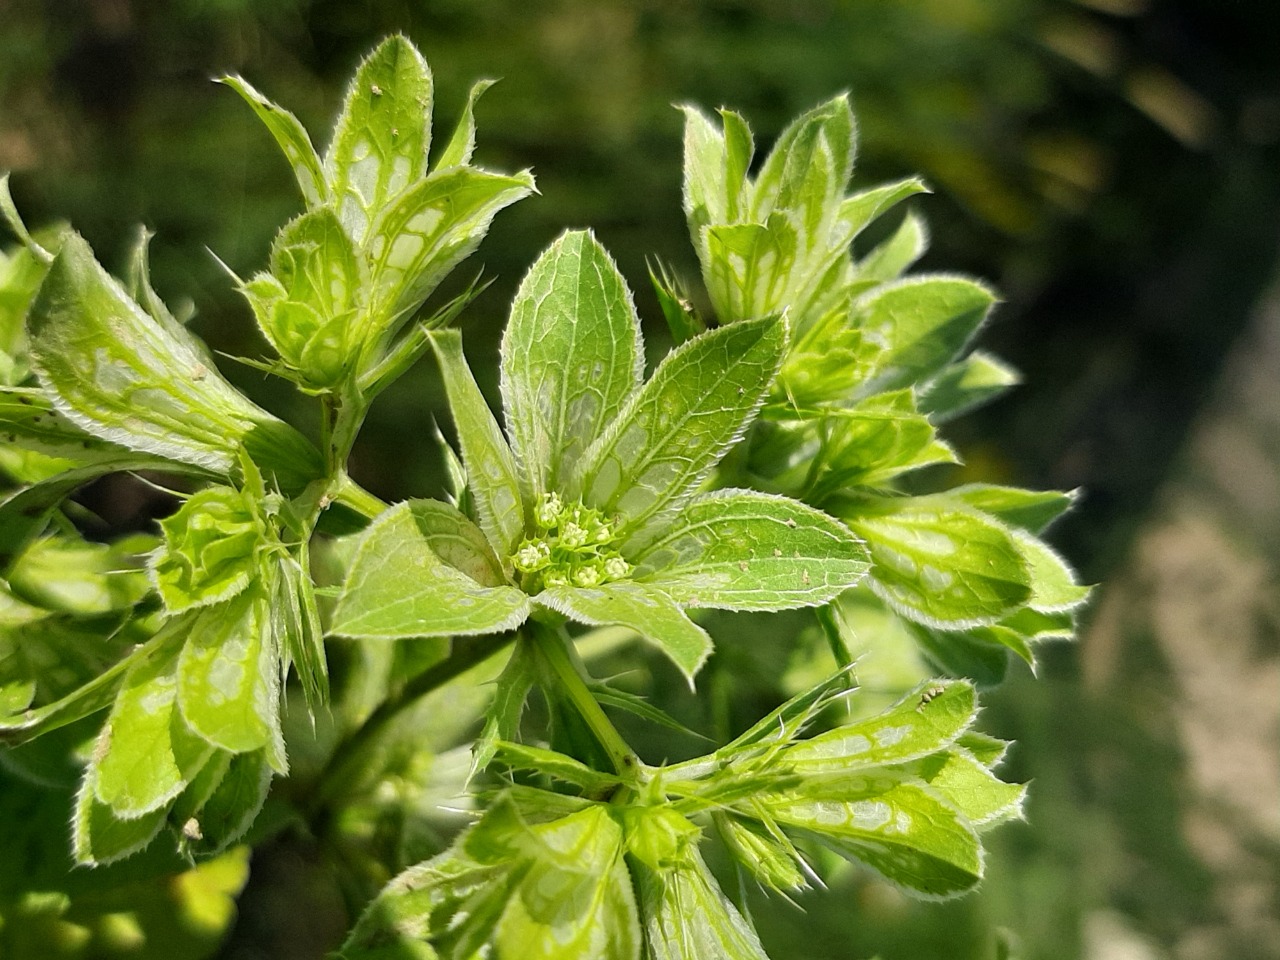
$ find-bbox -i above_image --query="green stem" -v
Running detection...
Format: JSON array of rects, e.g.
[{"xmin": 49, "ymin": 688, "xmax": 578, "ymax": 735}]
[
  {"xmin": 526, "ymin": 620, "xmax": 638, "ymax": 777},
  {"xmin": 306, "ymin": 630, "xmax": 515, "ymax": 826},
  {"xmin": 330, "ymin": 473, "xmax": 387, "ymax": 521}
]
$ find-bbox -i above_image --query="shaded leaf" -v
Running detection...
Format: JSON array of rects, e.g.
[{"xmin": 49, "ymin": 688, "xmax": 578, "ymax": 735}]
[{"xmin": 219, "ymin": 75, "xmax": 328, "ymax": 207}]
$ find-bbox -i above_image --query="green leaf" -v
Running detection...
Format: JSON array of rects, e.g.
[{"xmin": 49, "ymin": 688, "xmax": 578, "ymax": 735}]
[
  {"xmin": 0, "ymin": 459, "xmax": 174, "ymax": 572},
  {"xmin": 151, "ymin": 485, "xmax": 266, "ymax": 613},
  {"xmin": 761, "ymin": 775, "xmax": 984, "ymax": 898},
  {"xmin": 716, "ymin": 813, "xmax": 809, "ymax": 893},
  {"xmin": 501, "ymin": 231, "xmax": 644, "ymax": 501},
  {"xmin": 490, "ymin": 740, "xmax": 623, "ymax": 794},
  {"xmin": 702, "ymin": 216, "xmax": 800, "ymax": 323},
  {"xmin": 368, "ymin": 166, "xmax": 535, "ymax": 325},
  {"xmin": 332, "ymin": 501, "xmax": 531, "ymax": 639},
  {"xmin": 401, "ymin": 497, "xmax": 509, "ymax": 585},
  {"xmin": 681, "ymin": 105, "xmax": 733, "ymax": 235},
  {"xmin": 490, "ymin": 804, "xmax": 640, "ymax": 960},
  {"xmin": 918, "ymin": 350, "xmax": 1020, "ymax": 422},
  {"xmin": 857, "ymin": 209, "xmax": 929, "ymax": 283},
  {"xmin": 536, "ymin": 581, "xmax": 713, "ymax": 684},
  {"xmin": 908, "ymin": 749, "xmax": 1025, "ymax": 827},
  {"xmin": 177, "ymin": 585, "xmax": 283, "ymax": 761},
  {"xmin": 0, "ymin": 627, "xmax": 174, "ymax": 746},
  {"xmin": 181, "ymin": 749, "xmax": 271, "ymax": 856},
  {"xmin": 751, "ymin": 95, "xmax": 855, "ymax": 227},
  {"xmin": 273, "ymin": 552, "xmax": 329, "ymax": 711},
  {"xmin": 435, "ymin": 79, "xmax": 496, "ymax": 170},
  {"xmin": 787, "ymin": 390, "xmax": 957, "ymax": 497},
  {"xmin": 325, "ymin": 35, "xmax": 433, "ymax": 240},
  {"xmin": 633, "ymin": 841, "xmax": 770, "ymax": 960},
  {"xmin": 836, "ymin": 177, "xmax": 930, "ymax": 245},
  {"xmin": 218, "ymin": 75, "xmax": 328, "ymax": 208},
  {"xmin": 472, "ymin": 641, "xmax": 536, "ymax": 776},
  {"xmin": 854, "ymin": 275, "xmax": 996, "ymax": 394},
  {"xmin": 430, "ymin": 329, "xmax": 526, "ymax": 558},
  {"xmin": 91, "ymin": 638, "xmax": 214, "ymax": 818},
  {"xmin": 7, "ymin": 533, "xmax": 151, "ymax": 616},
  {"xmin": 634, "ymin": 489, "xmax": 869, "ymax": 610},
  {"xmin": 948, "ymin": 483, "xmax": 1078, "ymax": 535},
  {"xmin": 783, "ymin": 680, "xmax": 976, "ymax": 773},
  {"xmin": 579, "ymin": 315, "xmax": 786, "ymax": 544},
  {"xmin": 0, "ymin": 386, "xmax": 149, "ymax": 466},
  {"xmin": 72, "ymin": 776, "xmax": 169, "ymax": 866},
  {"xmin": 27, "ymin": 233, "xmax": 321, "ymax": 490},
  {"xmin": 246, "ymin": 206, "xmax": 365, "ymax": 387},
  {"xmin": 1011, "ymin": 528, "xmax": 1091, "ymax": 612},
  {"xmin": 839, "ymin": 495, "xmax": 1031, "ymax": 628}
]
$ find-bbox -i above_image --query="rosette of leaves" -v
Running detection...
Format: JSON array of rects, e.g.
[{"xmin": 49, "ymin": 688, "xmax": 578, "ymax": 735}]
[
  {"xmin": 670, "ymin": 100, "xmax": 1089, "ymax": 682},
  {"xmin": 330, "ymin": 229, "xmax": 872, "ymax": 683},
  {"xmin": 224, "ymin": 34, "xmax": 535, "ymax": 394},
  {"xmin": 339, "ymin": 674, "xmax": 1022, "ymax": 959}
]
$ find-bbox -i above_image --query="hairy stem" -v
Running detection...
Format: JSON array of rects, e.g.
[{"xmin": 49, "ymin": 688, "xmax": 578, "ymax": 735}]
[{"xmin": 526, "ymin": 620, "xmax": 639, "ymax": 777}]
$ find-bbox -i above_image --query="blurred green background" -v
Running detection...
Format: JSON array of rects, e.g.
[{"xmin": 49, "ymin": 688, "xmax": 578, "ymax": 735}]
[{"xmin": 2, "ymin": 1, "xmax": 1278, "ymax": 958}]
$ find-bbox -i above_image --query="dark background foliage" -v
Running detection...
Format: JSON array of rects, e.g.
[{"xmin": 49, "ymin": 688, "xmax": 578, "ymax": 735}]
[{"xmin": 2, "ymin": 1, "xmax": 1278, "ymax": 958}]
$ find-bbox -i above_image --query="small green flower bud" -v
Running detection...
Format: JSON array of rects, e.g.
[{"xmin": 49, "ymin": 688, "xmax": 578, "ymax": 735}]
[
  {"xmin": 604, "ymin": 557, "xmax": 630, "ymax": 581},
  {"xmin": 574, "ymin": 565, "xmax": 601, "ymax": 587},
  {"xmin": 535, "ymin": 492, "xmax": 563, "ymax": 529},
  {"xmin": 560, "ymin": 521, "xmax": 588, "ymax": 548}
]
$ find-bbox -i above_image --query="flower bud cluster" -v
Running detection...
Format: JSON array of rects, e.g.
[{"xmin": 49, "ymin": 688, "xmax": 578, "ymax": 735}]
[{"xmin": 510, "ymin": 492, "xmax": 631, "ymax": 592}]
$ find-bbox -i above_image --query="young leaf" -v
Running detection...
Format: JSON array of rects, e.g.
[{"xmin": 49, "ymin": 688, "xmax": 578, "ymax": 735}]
[
  {"xmin": 912, "ymin": 625, "xmax": 1012, "ymax": 687},
  {"xmin": 633, "ymin": 841, "xmax": 770, "ymax": 960},
  {"xmin": 536, "ymin": 581, "xmax": 713, "ymax": 684},
  {"xmin": 91, "ymin": 638, "xmax": 215, "ymax": 818},
  {"xmin": 151, "ymin": 485, "xmax": 266, "ymax": 613},
  {"xmin": 1011, "ymin": 528, "xmax": 1091, "ymax": 613},
  {"xmin": 918, "ymin": 350, "xmax": 1020, "ymax": 422},
  {"xmin": 27, "ymin": 233, "xmax": 321, "ymax": 491},
  {"xmin": 783, "ymin": 680, "xmax": 976, "ymax": 772},
  {"xmin": 177, "ymin": 584, "xmax": 282, "ymax": 759},
  {"xmin": 857, "ymin": 209, "xmax": 929, "ymax": 283},
  {"xmin": 472, "ymin": 640, "xmax": 537, "ymax": 776},
  {"xmin": 634, "ymin": 489, "xmax": 870, "ymax": 610},
  {"xmin": 325, "ymin": 35, "xmax": 433, "ymax": 241},
  {"xmin": 72, "ymin": 776, "xmax": 169, "ymax": 866},
  {"xmin": 490, "ymin": 740, "xmax": 623, "ymax": 794},
  {"xmin": 181, "ymin": 748, "xmax": 272, "ymax": 856},
  {"xmin": 578, "ymin": 314, "xmax": 786, "ymax": 544},
  {"xmin": 368, "ymin": 166, "xmax": 535, "ymax": 326},
  {"xmin": 838, "ymin": 495, "xmax": 1031, "ymax": 628},
  {"xmin": 218, "ymin": 75, "xmax": 329, "ymax": 208},
  {"xmin": 431, "ymin": 329, "xmax": 526, "ymax": 558},
  {"xmin": 948, "ymin": 483, "xmax": 1079, "ymax": 535},
  {"xmin": 762, "ymin": 776, "xmax": 984, "ymax": 899},
  {"xmin": 435, "ymin": 79, "xmax": 496, "ymax": 170},
  {"xmin": 332, "ymin": 500, "xmax": 531, "ymax": 640},
  {"xmin": 501, "ymin": 230, "xmax": 644, "ymax": 501},
  {"xmin": 908, "ymin": 749, "xmax": 1026, "ymax": 827},
  {"xmin": 854, "ymin": 275, "xmax": 996, "ymax": 394}
]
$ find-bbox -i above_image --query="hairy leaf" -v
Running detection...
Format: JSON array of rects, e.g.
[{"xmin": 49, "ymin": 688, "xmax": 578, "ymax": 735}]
[
  {"xmin": 536, "ymin": 582, "xmax": 713, "ymax": 684},
  {"xmin": 501, "ymin": 230, "xmax": 643, "ymax": 500},
  {"xmin": 578, "ymin": 315, "xmax": 785, "ymax": 544},
  {"xmin": 839, "ymin": 495, "xmax": 1031, "ymax": 628},
  {"xmin": 325, "ymin": 35, "xmax": 433, "ymax": 241},
  {"xmin": 431, "ymin": 330, "xmax": 526, "ymax": 558},
  {"xmin": 635, "ymin": 489, "xmax": 869, "ymax": 610},
  {"xmin": 219, "ymin": 76, "xmax": 328, "ymax": 207},
  {"xmin": 333, "ymin": 501, "xmax": 531, "ymax": 639}
]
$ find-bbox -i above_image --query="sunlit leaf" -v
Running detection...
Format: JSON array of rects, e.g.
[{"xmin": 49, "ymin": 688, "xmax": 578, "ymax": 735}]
[
  {"xmin": 634, "ymin": 488, "xmax": 869, "ymax": 610},
  {"xmin": 325, "ymin": 35, "xmax": 433, "ymax": 241},
  {"xmin": 332, "ymin": 501, "xmax": 531, "ymax": 639},
  {"xmin": 501, "ymin": 230, "xmax": 643, "ymax": 501},
  {"xmin": 91, "ymin": 639, "xmax": 214, "ymax": 818},
  {"xmin": 218, "ymin": 75, "xmax": 328, "ymax": 208},
  {"xmin": 839, "ymin": 495, "xmax": 1031, "ymax": 628},
  {"xmin": 578, "ymin": 315, "xmax": 785, "ymax": 544},
  {"xmin": 431, "ymin": 329, "xmax": 526, "ymax": 559},
  {"xmin": 536, "ymin": 581, "xmax": 713, "ymax": 684}
]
